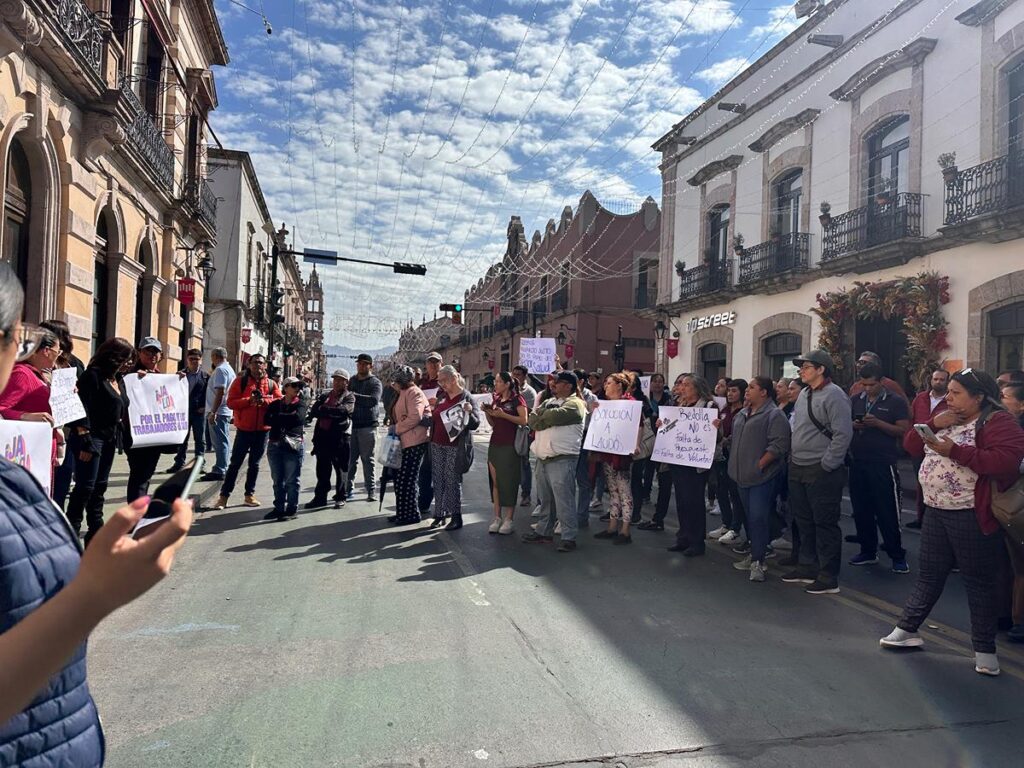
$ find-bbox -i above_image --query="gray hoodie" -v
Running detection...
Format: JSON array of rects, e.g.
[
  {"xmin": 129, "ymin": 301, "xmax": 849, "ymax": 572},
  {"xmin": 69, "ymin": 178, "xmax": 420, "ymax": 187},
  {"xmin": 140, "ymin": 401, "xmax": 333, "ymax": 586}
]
[
  {"xmin": 727, "ymin": 401, "xmax": 791, "ymax": 488},
  {"xmin": 790, "ymin": 382, "xmax": 853, "ymax": 471}
]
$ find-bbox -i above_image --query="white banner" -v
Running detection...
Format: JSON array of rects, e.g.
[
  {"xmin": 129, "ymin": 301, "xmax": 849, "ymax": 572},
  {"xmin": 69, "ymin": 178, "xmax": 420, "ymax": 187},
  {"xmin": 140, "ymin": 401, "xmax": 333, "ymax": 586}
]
[
  {"xmin": 583, "ymin": 399, "xmax": 643, "ymax": 456},
  {"xmin": 651, "ymin": 406, "xmax": 717, "ymax": 469},
  {"xmin": 518, "ymin": 338, "xmax": 556, "ymax": 375},
  {"xmin": 640, "ymin": 376, "xmax": 651, "ymax": 399},
  {"xmin": 49, "ymin": 368, "xmax": 87, "ymax": 428},
  {"xmin": 0, "ymin": 420, "xmax": 53, "ymax": 493},
  {"xmin": 123, "ymin": 373, "xmax": 190, "ymax": 448}
]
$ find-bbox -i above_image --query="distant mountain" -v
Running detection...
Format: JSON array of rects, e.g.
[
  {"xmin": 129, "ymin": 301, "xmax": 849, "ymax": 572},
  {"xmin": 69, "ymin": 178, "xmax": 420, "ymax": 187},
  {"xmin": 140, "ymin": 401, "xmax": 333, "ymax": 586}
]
[{"xmin": 324, "ymin": 344, "xmax": 397, "ymax": 361}]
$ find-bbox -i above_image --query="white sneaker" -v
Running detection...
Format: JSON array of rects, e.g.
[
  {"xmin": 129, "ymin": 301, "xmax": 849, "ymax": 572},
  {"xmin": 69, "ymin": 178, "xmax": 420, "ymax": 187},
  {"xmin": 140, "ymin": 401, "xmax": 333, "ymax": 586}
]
[
  {"xmin": 531, "ymin": 505, "xmax": 543, "ymax": 518},
  {"xmin": 749, "ymin": 562, "xmax": 766, "ymax": 582},
  {"xmin": 488, "ymin": 518, "xmax": 501, "ymax": 534},
  {"xmin": 975, "ymin": 652, "xmax": 1001, "ymax": 676},
  {"xmin": 718, "ymin": 530, "xmax": 740, "ymax": 545},
  {"xmin": 498, "ymin": 519, "xmax": 514, "ymax": 535},
  {"xmin": 770, "ymin": 536, "xmax": 792, "ymax": 551},
  {"xmin": 707, "ymin": 501, "xmax": 721, "ymax": 516},
  {"xmin": 588, "ymin": 499, "xmax": 603, "ymax": 511},
  {"xmin": 708, "ymin": 525, "xmax": 729, "ymax": 540},
  {"xmin": 554, "ymin": 521, "xmax": 563, "ymax": 535},
  {"xmin": 880, "ymin": 627, "xmax": 924, "ymax": 648},
  {"xmin": 732, "ymin": 554, "xmax": 752, "ymax": 571}
]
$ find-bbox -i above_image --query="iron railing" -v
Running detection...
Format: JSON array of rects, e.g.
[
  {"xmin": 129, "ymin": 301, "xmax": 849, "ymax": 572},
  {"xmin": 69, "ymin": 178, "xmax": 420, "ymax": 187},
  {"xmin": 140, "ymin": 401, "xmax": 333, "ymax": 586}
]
[
  {"xmin": 55, "ymin": 0, "xmax": 106, "ymax": 80},
  {"xmin": 678, "ymin": 259, "xmax": 733, "ymax": 300},
  {"xmin": 821, "ymin": 193, "xmax": 923, "ymax": 261},
  {"xmin": 635, "ymin": 285, "xmax": 656, "ymax": 309},
  {"xmin": 738, "ymin": 233, "xmax": 811, "ymax": 284},
  {"xmin": 943, "ymin": 150, "xmax": 1024, "ymax": 225},
  {"xmin": 184, "ymin": 178, "xmax": 218, "ymax": 231},
  {"xmin": 118, "ymin": 74, "xmax": 174, "ymax": 191}
]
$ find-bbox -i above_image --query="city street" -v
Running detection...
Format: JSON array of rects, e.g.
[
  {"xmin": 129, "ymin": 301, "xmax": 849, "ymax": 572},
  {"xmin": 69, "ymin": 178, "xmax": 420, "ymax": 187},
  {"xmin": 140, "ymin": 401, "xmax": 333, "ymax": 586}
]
[{"xmin": 87, "ymin": 438, "xmax": 1024, "ymax": 768}]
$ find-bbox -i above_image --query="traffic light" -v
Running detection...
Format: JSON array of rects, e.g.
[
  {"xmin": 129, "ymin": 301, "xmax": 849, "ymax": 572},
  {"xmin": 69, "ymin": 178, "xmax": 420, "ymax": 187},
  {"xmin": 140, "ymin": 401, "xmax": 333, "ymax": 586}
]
[
  {"xmin": 393, "ymin": 262, "xmax": 427, "ymax": 275},
  {"xmin": 283, "ymin": 346, "xmax": 293, "ymax": 359},
  {"xmin": 271, "ymin": 286, "xmax": 285, "ymax": 324},
  {"xmin": 439, "ymin": 302, "xmax": 463, "ymax": 325}
]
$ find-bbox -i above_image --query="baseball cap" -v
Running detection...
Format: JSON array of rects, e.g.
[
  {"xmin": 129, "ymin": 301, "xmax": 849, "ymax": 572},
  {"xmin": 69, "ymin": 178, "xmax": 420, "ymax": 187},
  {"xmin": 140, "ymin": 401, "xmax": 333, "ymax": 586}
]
[
  {"xmin": 283, "ymin": 376, "xmax": 304, "ymax": 388},
  {"xmin": 426, "ymin": 352, "xmax": 442, "ymax": 362},
  {"xmin": 331, "ymin": 368, "xmax": 351, "ymax": 380},
  {"xmin": 139, "ymin": 336, "xmax": 162, "ymax": 352},
  {"xmin": 554, "ymin": 371, "xmax": 578, "ymax": 388},
  {"xmin": 356, "ymin": 353, "xmax": 373, "ymax": 364},
  {"xmin": 792, "ymin": 349, "xmax": 833, "ymax": 368}
]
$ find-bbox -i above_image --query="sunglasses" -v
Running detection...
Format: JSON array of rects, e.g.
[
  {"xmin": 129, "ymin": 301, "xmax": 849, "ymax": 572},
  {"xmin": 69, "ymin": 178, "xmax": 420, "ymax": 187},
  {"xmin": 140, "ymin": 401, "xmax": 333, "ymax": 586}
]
[
  {"xmin": 9, "ymin": 323, "xmax": 48, "ymax": 362},
  {"xmin": 957, "ymin": 367, "xmax": 982, "ymax": 385}
]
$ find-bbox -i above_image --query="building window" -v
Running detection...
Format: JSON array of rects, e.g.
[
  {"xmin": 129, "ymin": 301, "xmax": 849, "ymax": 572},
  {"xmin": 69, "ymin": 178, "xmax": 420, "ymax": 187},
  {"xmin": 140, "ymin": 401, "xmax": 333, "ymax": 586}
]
[
  {"xmin": 3, "ymin": 138, "xmax": 31, "ymax": 287},
  {"xmin": 991, "ymin": 301, "xmax": 1024, "ymax": 372},
  {"xmin": 93, "ymin": 215, "xmax": 111, "ymax": 357},
  {"xmin": 762, "ymin": 333, "xmax": 802, "ymax": 379},
  {"xmin": 866, "ymin": 116, "xmax": 910, "ymax": 202},
  {"xmin": 142, "ymin": 26, "xmax": 165, "ymax": 118},
  {"xmin": 636, "ymin": 257, "xmax": 658, "ymax": 309},
  {"xmin": 772, "ymin": 170, "xmax": 802, "ymax": 237},
  {"xmin": 1009, "ymin": 60, "xmax": 1024, "ymax": 156},
  {"xmin": 707, "ymin": 205, "xmax": 730, "ymax": 262},
  {"xmin": 700, "ymin": 342, "xmax": 727, "ymax": 383}
]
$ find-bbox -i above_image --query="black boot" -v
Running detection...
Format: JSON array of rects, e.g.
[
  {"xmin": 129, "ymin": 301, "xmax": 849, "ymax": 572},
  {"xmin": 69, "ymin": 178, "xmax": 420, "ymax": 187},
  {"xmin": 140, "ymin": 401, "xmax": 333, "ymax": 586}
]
[{"xmin": 444, "ymin": 514, "xmax": 463, "ymax": 531}]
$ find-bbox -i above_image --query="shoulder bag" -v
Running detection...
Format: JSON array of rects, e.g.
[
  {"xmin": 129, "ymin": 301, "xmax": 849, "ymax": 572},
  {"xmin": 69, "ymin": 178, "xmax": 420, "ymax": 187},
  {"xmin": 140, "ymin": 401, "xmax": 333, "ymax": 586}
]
[{"xmin": 514, "ymin": 425, "xmax": 532, "ymax": 457}]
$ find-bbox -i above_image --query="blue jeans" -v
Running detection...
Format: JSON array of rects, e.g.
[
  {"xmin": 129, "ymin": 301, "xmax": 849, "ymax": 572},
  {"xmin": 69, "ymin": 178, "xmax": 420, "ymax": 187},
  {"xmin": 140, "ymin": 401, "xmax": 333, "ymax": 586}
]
[
  {"xmin": 535, "ymin": 455, "xmax": 578, "ymax": 542},
  {"xmin": 738, "ymin": 475, "xmax": 780, "ymax": 564},
  {"xmin": 575, "ymin": 451, "xmax": 593, "ymax": 527},
  {"xmin": 221, "ymin": 430, "xmax": 268, "ymax": 498},
  {"xmin": 210, "ymin": 414, "xmax": 232, "ymax": 475},
  {"xmin": 268, "ymin": 441, "xmax": 304, "ymax": 514},
  {"xmin": 520, "ymin": 454, "xmax": 532, "ymax": 499},
  {"xmin": 174, "ymin": 410, "xmax": 207, "ymax": 466}
]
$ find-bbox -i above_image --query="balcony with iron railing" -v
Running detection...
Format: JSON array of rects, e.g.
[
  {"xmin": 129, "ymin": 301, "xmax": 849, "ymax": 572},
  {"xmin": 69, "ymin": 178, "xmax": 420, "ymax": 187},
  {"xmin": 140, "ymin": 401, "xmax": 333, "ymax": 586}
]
[
  {"xmin": 678, "ymin": 258, "xmax": 733, "ymax": 303},
  {"xmin": 183, "ymin": 178, "xmax": 218, "ymax": 233},
  {"xmin": 942, "ymin": 150, "xmax": 1024, "ymax": 239},
  {"xmin": 820, "ymin": 192, "xmax": 923, "ymax": 269},
  {"xmin": 118, "ymin": 74, "xmax": 175, "ymax": 192},
  {"xmin": 738, "ymin": 233, "xmax": 810, "ymax": 289},
  {"xmin": 54, "ymin": 0, "xmax": 106, "ymax": 81}
]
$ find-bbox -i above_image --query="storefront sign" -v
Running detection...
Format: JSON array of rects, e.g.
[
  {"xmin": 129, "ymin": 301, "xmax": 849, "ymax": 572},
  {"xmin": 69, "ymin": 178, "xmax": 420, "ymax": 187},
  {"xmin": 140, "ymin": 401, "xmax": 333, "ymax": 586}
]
[
  {"xmin": 686, "ymin": 311, "xmax": 736, "ymax": 333},
  {"xmin": 241, "ymin": 327, "xmax": 253, "ymax": 344},
  {"xmin": 564, "ymin": 343, "xmax": 575, "ymax": 359},
  {"xmin": 177, "ymin": 277, "xmax": 196, "ymax": 306},
  {"xmin": 666, "ymin": 339, "xmax": 679, "ymax": 359}
]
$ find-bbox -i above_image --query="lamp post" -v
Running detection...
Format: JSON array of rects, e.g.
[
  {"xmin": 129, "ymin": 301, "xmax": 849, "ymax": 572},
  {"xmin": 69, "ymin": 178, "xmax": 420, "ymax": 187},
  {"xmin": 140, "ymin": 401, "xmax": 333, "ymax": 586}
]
[
  {"xmin": 178, "ymin": 240, "xmax": 215, "ymax": 355},
  {"xmin": 266, "ymin": 222, "xmax": 289, "ymax": 377},
  {"xmin": 613, "ymin": 325, "xmax": 625, "ymax": 372}
]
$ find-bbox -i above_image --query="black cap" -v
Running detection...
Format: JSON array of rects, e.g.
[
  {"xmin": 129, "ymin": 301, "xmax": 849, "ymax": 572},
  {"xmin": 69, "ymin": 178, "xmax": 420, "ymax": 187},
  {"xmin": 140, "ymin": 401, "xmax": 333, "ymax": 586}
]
[
  {"xmin": 554, "ymin": 371, "xmax": 578, "ymax": 388},
  {"xmin": 356, "ymin": 353, "xmax": 373, "ymax": 364},
  {"xmin": 792, "ymin": 349, "xmax": 833, "ymax": 368}
]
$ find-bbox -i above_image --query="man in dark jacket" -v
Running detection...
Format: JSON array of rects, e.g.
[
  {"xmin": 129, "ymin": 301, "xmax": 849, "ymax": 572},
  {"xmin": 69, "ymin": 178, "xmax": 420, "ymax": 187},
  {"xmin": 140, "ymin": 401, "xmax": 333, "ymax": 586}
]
[
  {"xmin": 169, "ymin": 348, "xmax": 209, "ymax": 473},
  {"xmin": 308, "ymin": 369, "xmax": 356, "ymax": 509},
  {"xmin": 346, "ymin": 353, "xmax": 383, "ymax": 502}
]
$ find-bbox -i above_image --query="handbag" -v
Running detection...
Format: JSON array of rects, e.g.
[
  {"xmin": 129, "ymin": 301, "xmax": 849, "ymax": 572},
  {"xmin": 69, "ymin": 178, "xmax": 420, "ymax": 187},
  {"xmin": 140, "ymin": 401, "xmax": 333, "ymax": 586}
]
[
  {"xmin": 633, "ymin": 420, "xmax": 655, "ymax": 460},
  {"xmin": 280, "ymin": 434, "xmax": 303, "ymax": 453},
  {"xmin": 376, "ymin": 433, "xmax": 404, "ymax": 469},
  {"xmin": 514, "ymin": 425, "xmax": 531, "ymax": 457},
  {"xmin": 455, "ymin": 429, "xmax": 475, "ymax": 474},
  {"xmin": 992, "ymin": 476, "xmax": 1024, "ymax": 545}
]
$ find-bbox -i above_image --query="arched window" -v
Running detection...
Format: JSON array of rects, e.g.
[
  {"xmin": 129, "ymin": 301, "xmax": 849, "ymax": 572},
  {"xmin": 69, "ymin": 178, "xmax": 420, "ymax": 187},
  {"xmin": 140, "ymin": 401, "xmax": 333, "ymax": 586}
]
[
  {"xmin": 991, "ymin": 301, "xmax": 1024, "ymax": 372},
  {"xmin": 700, "ymin": 342, "xmax": 727, "ymax": 383},
  {"xmin": 772, "ymin": 170, "xmax": 802, "ymax": 237},
  {"xmin": 866, "ymin": 116, "xmax": 910, "ymax": 203},
  {"xmin": 762, "ymin": 332, "xmax": 802, "ymax": 379},
  {"xmin": 93, "ymin": 214, "xmax": 112, "ymax": 357},
  {"xmin": 135, "ymin": 240, "xmax": 154, "ymax": 344},
  {"xmin": 3, "ymin": 138, "xmax": 31, "ymax": 286},
  {"xmin": 707, "ymin": 205, "xmax": 730, "ymax": 262}
]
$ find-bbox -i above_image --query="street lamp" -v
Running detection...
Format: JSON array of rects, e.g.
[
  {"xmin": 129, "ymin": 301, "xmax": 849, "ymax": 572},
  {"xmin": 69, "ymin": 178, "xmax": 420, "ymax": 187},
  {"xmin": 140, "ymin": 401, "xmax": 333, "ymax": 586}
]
[
  {"xmin": 654, "ymin": 319, "xmax": 668, "ymax": 340},
  {"xmin": 556, "ymin": 323, "xmax": 576, "ymax": 346}
]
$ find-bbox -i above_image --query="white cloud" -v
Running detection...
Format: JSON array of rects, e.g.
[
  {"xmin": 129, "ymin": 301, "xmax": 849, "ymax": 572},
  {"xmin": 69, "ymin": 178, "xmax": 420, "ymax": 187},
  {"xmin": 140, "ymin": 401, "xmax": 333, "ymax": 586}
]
[{"xmin": 696, "ymin": 56, "xmax": 751, "ymax": 89}]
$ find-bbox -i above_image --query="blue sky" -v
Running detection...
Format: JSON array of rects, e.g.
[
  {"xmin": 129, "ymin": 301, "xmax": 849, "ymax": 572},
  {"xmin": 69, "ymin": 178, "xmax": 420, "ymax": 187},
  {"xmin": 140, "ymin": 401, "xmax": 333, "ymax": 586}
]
[{"xmin": 210, "ymin": 0, "xmax": 800, "ymax": 350}]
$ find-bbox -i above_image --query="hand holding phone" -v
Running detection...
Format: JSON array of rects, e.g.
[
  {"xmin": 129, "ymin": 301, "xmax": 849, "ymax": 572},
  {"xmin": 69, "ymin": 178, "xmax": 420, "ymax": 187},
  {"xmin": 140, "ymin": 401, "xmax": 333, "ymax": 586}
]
[
  {"xmin": 914, "ymin": 423, "xmax": 938, "ymax": 443},
  {"xmin": 132, "ymin": 457, "xmax": 204, "ymax": 539}
]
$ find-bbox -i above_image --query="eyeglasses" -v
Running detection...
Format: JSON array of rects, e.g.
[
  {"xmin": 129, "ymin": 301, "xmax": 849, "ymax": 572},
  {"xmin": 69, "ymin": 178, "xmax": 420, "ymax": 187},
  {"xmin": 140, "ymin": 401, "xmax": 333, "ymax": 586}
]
[
  {"xmin": 957, "ymin": 367, "xmax": 982, "ymax": 386},
  {"xmin": 798, "ymin": 363, "xmax": 818, "ymax": 371}
]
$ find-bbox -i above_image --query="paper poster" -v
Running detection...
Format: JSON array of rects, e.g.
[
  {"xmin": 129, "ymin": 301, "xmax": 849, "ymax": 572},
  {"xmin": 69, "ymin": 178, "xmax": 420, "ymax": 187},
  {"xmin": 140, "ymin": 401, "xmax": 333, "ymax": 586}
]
[
  {"xmin": 422, "ymin": 388, "xmax": 439, "ymax": 402},
  {"xmin": 470, "ymin": 393, "xmax": 492, "ymax": 410},
  {"xmin": 713, "ymin": 396, "xmax": 727, "ymax": 410},
  {"xmin": 651, "ymin": 406, "xmax": 718, "ymax": 469},
  {"xmin": 640, "ymin": 376, "xmax": 651, "ymax": 399},
  {"xmin": 518, "ymin": 338, "xmax": 557, "ymax": 375},
  {"xmin": 123, "ymin": 373, "xmax": 190, "ymax": 447},
  {"xmin": 583, "ymin": 399, "xmax": 643, "ymax": 456},
  {"xmin": 439, "ymin": 404, "xmax": 468, "ymax": 440},
  {"xmin": 0, "ymin": 420, "xmax": 53, "ymax": 493},
  {"xmin": 49, "ymin": 367, "xmax": 87, "ymax": 428}
]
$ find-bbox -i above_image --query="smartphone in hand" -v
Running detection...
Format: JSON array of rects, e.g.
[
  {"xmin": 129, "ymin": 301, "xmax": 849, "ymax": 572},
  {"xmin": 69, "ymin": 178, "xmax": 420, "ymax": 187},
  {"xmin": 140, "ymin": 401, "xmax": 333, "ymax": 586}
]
[
  {"xmin": 132, "ymin": 457, "xmax": 204, "ymax": 538},
  {"xmin": 913, "ymin": 423, "xmax": 938, "ymax": 443}
]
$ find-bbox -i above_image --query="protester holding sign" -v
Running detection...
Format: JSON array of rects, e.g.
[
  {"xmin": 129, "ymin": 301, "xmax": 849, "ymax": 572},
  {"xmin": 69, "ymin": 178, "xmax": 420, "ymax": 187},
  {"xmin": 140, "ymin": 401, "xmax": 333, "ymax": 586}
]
[
  {"xmin": 0, "ymin": 327, "xmax": 60, "ymax": 472},
  {"xmin": 591, "ymin": 373, "xmax": 642, "ymax": 545},
  {"xmin": 519, "ymin": 338, "xmax": 557, "ymax": 379},
  {"xmin": 121, "ymin": 338, "xmax": 176, "ymax": 502},
  {"xmin": 428, "ymin": 365, "xmax": 480, "ymax": 531},
  {"xmin": 66, "ymin": 338, "xmax": 134, "ymax": 544}
]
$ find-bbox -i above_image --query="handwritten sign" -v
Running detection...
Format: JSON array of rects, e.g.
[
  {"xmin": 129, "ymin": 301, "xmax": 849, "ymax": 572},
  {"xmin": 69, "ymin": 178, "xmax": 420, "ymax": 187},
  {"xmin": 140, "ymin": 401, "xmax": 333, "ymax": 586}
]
[
  {"xmin": 583, "ymin": 399, "xmax": 643, "ymax": 456},
  {"xmin": 123, "ymin": 374, "xmax": 190, "ymax": 448},
  {"xmin": 651, "ymin": 406, "xmax": 718, "ymax": 469},
  {"xmin": 49, "ymin": 368, "xmax": 87, "ymax": 428},
  {"xmin": 0, "ymin": 420, "xmax": 53, "ymax": 493},
  {"xmin": 518, "ymin": 338, "xmax": 556, "ymax": 375},
  {"xmin": 640, "ymin": 376, "xmax": 651, "ymax": 399}
]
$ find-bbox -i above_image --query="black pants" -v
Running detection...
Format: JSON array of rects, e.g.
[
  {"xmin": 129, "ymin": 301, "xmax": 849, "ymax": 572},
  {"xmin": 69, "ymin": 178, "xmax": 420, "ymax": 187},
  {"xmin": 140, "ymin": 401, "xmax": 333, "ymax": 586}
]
[
  {"xmin": 66, "ymin": 434, "xmax": 116, "ymax": 537},
  {"xmin": 220, "ymin": 430, "xmax": 269, "ymax": 498},
  {"xmin": 898, "ymin": 506, "xmax": 1002, "ymax": 653},
  {"xmin": 849, "ymin": 460, "xmax": 905, "ymax": 560},
  {"xmin": 173, "ymin": 410, "xmax": 207, "ymax": 467},
  {"xmin": 789, "ymin": 462, "xmax": 846, "ymax": 583},
  {"xmin": 418, "ymin": 445, "xmax": 434, "ymax": 513},
  {"xmin": 714, "ymin": 460, "xmax": 745, "ymax": 533},
  {"xmin": 671, "ymin": 465, "xmax": 709, "ymax": 551},
  {"xmin": 642, "ymin": 459, "xmax": 657, "ymax": 501},
  {"xmin": 313, "ymin": 436, "xmax": 351, "ymax": 502},
  {"xmin": 630, "ymin": 458, "xmax": 649, "ymax": 523},
  {"xmin": 126, "ymin": 445, "xmax": 163, "ymax": 502},
  {"xmin": 651, "ymin": 467, "xmax": 673, "ymax": 524}
]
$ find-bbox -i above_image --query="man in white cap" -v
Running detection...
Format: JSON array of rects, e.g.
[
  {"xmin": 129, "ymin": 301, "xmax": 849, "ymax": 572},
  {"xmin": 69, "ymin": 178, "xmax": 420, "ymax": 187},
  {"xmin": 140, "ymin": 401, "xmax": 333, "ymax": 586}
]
[
  {"xmin": 308, "ymin": 369, "xmax": 356, "ymax": 509},
  {"xmin": 417, "ymin": 351, "xmax": 443, "ymax": 514},
  {"xmin": 346, "ymin": 353, "xmax": 383, "ymax": 501}
]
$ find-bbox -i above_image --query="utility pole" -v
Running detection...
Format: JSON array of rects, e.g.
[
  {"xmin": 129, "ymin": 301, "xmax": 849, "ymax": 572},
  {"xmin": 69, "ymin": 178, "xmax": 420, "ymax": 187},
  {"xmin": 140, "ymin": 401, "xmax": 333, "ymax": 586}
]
[{"xmin": 266, "ymin": 222, "xmax": 288, "ymax": 377}]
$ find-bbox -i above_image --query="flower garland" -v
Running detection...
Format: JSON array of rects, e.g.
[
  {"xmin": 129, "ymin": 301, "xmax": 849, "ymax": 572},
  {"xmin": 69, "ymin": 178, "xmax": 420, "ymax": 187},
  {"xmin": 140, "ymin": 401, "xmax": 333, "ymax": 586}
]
[{"xmin": 812, "ymin": 272, "xmax": 951, "ymax": 389}]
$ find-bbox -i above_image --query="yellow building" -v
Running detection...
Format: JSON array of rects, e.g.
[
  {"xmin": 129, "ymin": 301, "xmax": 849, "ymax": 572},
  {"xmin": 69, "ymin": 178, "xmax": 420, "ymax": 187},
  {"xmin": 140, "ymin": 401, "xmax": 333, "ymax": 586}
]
[{"xmin": 0, "ymin": 0, "xmax": 227, "ymax": 367}]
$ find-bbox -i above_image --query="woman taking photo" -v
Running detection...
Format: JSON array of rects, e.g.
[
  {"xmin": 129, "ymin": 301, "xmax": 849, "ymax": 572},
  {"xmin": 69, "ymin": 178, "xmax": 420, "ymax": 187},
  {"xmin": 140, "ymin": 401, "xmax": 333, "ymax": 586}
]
[
  {"xmin": 429, "ymin": 365, "xmax": 480, "ymax": 531},
  {"xmin": 483, "ymin": 371, "xmax": 527, "ymax": 535},
  {"xmin": 66, "ymin": 337, "xmax": 135, "ymax": 544},
  {"xmin": 0, "ymin": 262, "xmax": 192, "ymax": 764},
  {"xmin": 593, "ymin": 372, "xmax": 638, "ymax": 545},
  {"xmin": 881, "ymin": 369, "xmax": 1024, "ymax": 676},
  {"xmin": 389, "ymin": 366, "xmax": 431, "ymax": 525},
  {"xmin": 264, "ymin": 378, "xmax": 308, "ymax": 521}
]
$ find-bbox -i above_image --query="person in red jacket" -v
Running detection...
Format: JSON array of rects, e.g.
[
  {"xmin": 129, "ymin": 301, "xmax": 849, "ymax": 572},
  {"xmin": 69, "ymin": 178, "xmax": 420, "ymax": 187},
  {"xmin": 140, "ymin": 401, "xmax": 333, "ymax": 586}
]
[
  {"xmin": 880, "ymin": 368, "xmax": 1024, "ymax": 677},
  {"xmin": 904, "ymin": 368, "xmax": 951, "ymax": 529},
  {"xmin": 213, "ymin": 354, "xmax": 282, "ymax": 510}
]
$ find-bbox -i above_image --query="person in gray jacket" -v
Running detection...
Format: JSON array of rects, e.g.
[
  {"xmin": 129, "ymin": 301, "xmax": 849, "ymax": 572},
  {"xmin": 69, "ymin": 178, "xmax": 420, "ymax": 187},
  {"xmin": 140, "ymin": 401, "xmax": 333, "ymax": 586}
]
[
  {"xmin": 728, "ymin": 376, "xmax": 791, "ymax": 582},
  {"xmin": 781, "ymin": 350, "xmax": 853, "ymax": 595}
]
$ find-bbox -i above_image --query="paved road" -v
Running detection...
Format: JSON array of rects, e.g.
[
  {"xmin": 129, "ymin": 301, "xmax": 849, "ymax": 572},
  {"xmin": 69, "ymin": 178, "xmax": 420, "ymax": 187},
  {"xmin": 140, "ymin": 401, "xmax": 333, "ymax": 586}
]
[{"xmin": 87, "ymin": 436, "xmax": 1024, "ymax": 768}]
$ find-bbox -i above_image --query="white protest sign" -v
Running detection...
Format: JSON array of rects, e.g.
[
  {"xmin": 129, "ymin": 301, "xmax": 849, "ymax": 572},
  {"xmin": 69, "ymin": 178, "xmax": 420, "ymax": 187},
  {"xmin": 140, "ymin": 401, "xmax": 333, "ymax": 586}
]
[
  {"xmin": 421, "ymin": 388, "xmax": 439, "ymax": 402},
  {"xmin": 123, "ymin": 373, "xmax": 190, "ymax": 447},
  {"xmin": 651, "ymin": 406, "xmax": 718, "ymax": 469},
  {"xmin": 49, "ymin": 368, "xmax": 87, "ymax": 428},
  {"xmin": 470, "ymin": 393, "xmax": 492, "ymax": 410},
  {"xmin": 0, "ymin": 420, "xmax": 53, "ymax": 493},
  {"xmin": 640, "ymin": 376, "xmax": 651, "ymax": 399},
  {"xmin": 583, "ymin": 399, "xmax": 643, "ymax": 456},
  {"xmin": 713, "ymin": 396, "xmax": 727, "ymax": 411},
  {"xmin": 518, "ymin": 337, "xmax": 556, "ymax": 374}
]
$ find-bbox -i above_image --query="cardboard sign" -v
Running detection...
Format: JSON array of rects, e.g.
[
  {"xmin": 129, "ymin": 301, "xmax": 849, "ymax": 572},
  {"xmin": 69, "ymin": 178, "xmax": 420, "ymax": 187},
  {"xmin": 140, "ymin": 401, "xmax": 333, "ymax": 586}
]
[
  {"xmin": 123, "ymin": 373, "xmax": 190, "ymax": 448},
  {"xmin": 651, "ymin": 406, "xmax": 718, "ymax": 469},
  {"xmin": 518, "ymin": 338, "xmax": 556, "ymax": 375},
  {"xmin": 49, "ymin": 367, "xmax": 87, "ymax": 428},
  {"xmin": 0, "ymin": 420, "xmax": 53, "ymax": 493},
  {"xmin": 640, "ymin": 376, "xmax": 651, "ymax": 399},
  {"xmin": 583, "ymin": 399, "xmax": 643, "ymax": 456}
]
